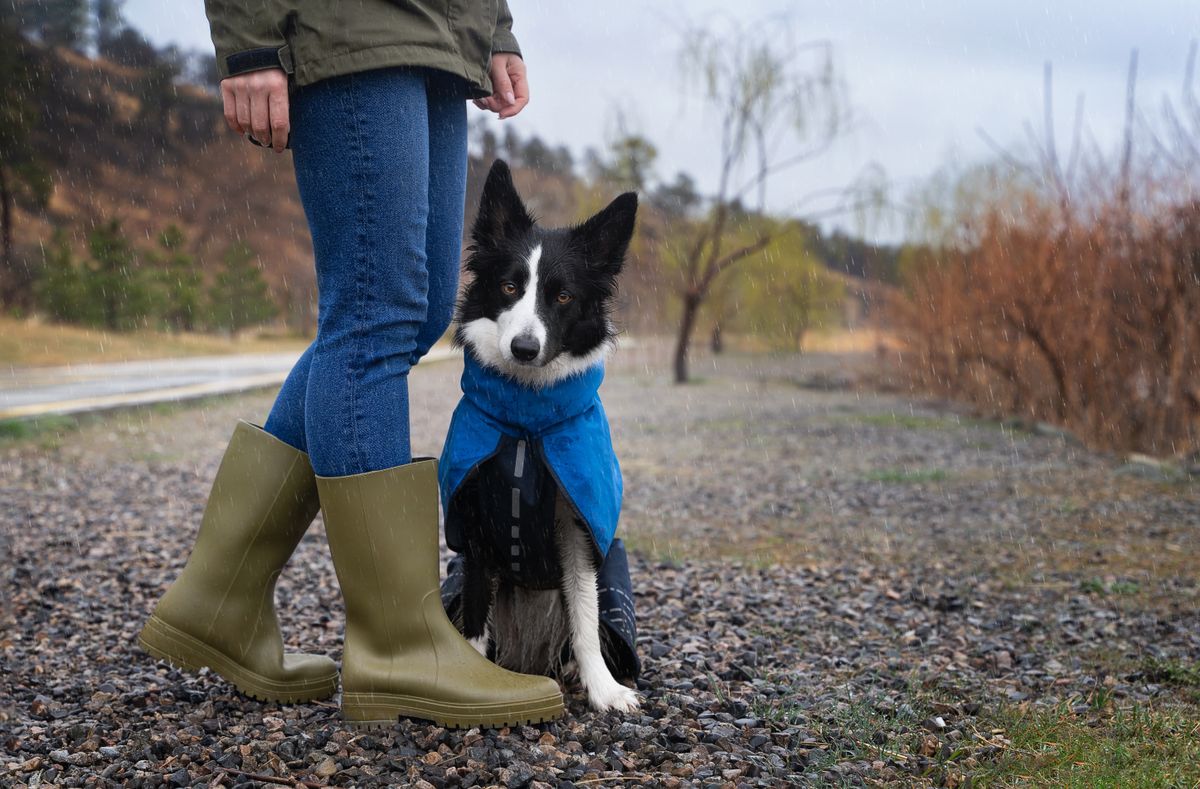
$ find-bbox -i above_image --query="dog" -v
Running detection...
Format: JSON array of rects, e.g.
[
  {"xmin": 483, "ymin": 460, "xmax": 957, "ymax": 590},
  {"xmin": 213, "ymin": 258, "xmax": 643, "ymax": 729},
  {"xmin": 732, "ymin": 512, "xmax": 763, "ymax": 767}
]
[{"xmin": 437, "ymin": 160, "xmax": 640, "ymax": 713}]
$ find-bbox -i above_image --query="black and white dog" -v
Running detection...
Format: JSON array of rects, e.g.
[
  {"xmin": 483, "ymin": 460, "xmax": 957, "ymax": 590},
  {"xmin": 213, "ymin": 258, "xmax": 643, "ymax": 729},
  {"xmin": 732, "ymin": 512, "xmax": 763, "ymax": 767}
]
[{"xmin": 438, "ymin": 160, "xmax": 640, "ymax": 712}]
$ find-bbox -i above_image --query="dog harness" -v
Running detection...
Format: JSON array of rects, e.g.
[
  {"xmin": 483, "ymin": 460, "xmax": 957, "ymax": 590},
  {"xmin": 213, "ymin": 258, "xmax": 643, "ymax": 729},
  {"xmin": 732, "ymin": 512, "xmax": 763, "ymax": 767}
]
[{"xmin": 439, "ymin": 353, "xmax": 639, "ymax": 679}]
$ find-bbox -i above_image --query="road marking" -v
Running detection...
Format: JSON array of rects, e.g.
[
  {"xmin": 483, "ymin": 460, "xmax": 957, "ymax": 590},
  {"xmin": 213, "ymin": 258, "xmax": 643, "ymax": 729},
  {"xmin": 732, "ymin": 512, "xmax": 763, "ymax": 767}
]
[
  {"xmin": 0, "ymin": 347, "xmax": 462, "ymax": 420},
  {"xmin": 0, "ymin": 373, "xmax": 290, "ymax": 420}
]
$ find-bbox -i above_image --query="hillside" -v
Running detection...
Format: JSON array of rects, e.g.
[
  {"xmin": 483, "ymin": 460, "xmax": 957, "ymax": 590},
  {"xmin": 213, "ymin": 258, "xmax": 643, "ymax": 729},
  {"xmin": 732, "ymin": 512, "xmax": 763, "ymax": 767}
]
[
  {"xmin": 13, "ymin": 46, "xmax": 318, "ymax": 326},
  {"xmin": 11, "ymin": 42, "xmax": 900, "ymax": 341},
  {"xmin": 12, "ymin": 45, "xmax": 659, "ymax": 332}
]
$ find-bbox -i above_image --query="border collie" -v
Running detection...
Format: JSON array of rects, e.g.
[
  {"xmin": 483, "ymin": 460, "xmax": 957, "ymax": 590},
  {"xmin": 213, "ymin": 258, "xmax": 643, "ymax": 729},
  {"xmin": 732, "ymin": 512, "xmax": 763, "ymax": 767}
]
[{"xmin": 437, "ymin": 160, "xmax": 640, "ymax": 713}]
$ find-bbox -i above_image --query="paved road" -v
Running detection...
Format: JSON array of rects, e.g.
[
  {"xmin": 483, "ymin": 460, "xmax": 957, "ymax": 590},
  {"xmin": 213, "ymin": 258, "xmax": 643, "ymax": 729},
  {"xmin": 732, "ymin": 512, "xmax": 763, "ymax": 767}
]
[{"xmin": 0, "ymin": 348, "xmax": 458, "ymax": 419}]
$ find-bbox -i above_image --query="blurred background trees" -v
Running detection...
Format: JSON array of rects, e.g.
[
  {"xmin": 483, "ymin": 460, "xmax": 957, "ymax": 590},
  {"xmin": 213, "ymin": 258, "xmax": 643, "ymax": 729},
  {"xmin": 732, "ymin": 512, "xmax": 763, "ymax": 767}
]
[{"xmin": 4, "ymin": 3, "xmax": 1197, "ymax": 455}]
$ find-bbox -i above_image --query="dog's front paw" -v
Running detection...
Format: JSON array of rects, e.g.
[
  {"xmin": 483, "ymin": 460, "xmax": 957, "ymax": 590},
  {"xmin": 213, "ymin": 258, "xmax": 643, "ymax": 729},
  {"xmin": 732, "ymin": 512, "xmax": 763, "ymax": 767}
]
[
  {"xmin": 587, "ymin": 678, "xmax": 640, "ymax": 713},
  {"xmin": 468, "ymin": 635, "xmax": 490, "ymax": 658}
]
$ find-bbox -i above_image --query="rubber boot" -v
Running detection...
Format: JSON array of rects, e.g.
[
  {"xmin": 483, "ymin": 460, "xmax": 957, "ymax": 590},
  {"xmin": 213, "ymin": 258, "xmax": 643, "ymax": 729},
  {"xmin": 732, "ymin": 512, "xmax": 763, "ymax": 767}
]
[
  {"xmin": 317, "ymin": 459, "xmax": 565, "ymax": 728},
  {"xmin": 138, "ymin": 421, "xmax": 338, "ymax": 703}
]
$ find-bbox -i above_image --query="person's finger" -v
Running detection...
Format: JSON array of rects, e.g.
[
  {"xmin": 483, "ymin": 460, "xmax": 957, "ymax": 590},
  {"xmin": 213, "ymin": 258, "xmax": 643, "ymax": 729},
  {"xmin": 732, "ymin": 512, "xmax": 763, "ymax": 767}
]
[
  {"xmin": 250, "ymin": 85, "xmax": 272, "ymax": 148},
  {"xmin": 498, "ymin": 90, "xmax": 527, "ymax": 119},
  {"xmin": 235, "ymin": 88, "xmax": 252, "ymax": 139},
  {"xmin": 498, "ymin": 90, "xmax": 528, "ymax": 119},
  {"xmin": 497, "ymin": 58, "xmax": 527, "ymax": 119},
  {"xmin": 221, "ymin": 82, "xmax": 243, "ymax": 133},
  {"xmin": 268, "ymin": 86, "xmax": 289, "ymax": 152},
  {"xmin": 473, "ymin": 98, "xmax": 489, "ymax": 111},
  {"xmin": 509, "ymin": 60, "xmax": 528, "ymax": 103},
  {"xmin": 491, "ymin": 61, "xmax": 515, "ymax": 109}
]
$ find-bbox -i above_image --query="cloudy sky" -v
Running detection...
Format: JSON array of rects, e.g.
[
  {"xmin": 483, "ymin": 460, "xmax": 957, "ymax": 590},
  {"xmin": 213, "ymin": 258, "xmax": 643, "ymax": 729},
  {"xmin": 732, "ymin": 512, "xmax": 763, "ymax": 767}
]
[{"xmin": 127, "ymin": 0, "xmax": 1200, "ymax": 241}]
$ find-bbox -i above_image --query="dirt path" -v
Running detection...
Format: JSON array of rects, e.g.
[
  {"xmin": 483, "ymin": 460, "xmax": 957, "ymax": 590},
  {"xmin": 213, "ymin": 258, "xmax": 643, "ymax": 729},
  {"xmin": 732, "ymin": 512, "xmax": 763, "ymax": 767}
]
[{"xmin": 3, "ymin": 345, "xmax": 1198, "ymax": 786}]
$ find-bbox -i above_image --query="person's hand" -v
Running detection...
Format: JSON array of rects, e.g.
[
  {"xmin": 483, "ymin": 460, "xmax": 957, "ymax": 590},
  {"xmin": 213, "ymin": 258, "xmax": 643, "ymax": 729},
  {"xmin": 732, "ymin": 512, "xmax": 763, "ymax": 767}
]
[
  {"xmin": 220, "ymin": 68, "xmax": 290, "ymax": 152},
  {"xmin": 474, "ymin": 53, "xmax": 529, "ymax": 119}
]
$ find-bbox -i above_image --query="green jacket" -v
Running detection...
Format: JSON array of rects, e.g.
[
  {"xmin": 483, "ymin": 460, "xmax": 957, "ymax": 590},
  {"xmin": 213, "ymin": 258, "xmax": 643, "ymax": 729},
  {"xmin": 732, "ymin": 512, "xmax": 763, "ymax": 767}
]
[{"xmin": 205, "ymin": 0, "xmax": 521, "ymax": 97}]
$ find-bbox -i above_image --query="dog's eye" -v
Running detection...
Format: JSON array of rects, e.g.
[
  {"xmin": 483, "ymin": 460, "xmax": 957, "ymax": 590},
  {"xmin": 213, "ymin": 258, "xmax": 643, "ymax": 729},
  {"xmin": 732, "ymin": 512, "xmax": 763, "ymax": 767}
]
[
  {"xmin": 557, "ymin": 291, "xmax": 573, "ymax": 304},
  {"xmin": 501, "ymin": 281, "xmax": 518, "ymax": 296}
]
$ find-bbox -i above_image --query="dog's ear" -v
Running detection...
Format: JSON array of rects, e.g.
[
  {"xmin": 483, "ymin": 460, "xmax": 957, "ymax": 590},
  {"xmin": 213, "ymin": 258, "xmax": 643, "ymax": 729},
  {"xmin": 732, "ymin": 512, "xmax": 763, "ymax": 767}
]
[
  {"xmin": 572, "ymin": 192, "xmax": 638, "ymax": 274},
  {"xmin": 473, "ymin": 160, "xmax": 533, "ymax": 248}
]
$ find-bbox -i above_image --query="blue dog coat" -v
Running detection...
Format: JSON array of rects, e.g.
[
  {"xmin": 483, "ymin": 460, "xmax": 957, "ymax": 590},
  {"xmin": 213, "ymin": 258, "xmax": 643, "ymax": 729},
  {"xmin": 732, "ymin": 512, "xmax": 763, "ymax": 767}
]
[{"xmin": 439, "ymin": 353, "xmax": 622, "ymax": 563}]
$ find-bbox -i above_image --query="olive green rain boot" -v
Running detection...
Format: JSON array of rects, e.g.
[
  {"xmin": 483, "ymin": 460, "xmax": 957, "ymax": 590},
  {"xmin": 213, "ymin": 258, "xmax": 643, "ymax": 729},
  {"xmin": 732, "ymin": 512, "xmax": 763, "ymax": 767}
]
[
  {"xmin": 317, "ymin": 459, "xmax": 565, "ymax": 728},
  {"xmin": 138, "ymin": 421, "xmax": 338, "ymax": 703}
]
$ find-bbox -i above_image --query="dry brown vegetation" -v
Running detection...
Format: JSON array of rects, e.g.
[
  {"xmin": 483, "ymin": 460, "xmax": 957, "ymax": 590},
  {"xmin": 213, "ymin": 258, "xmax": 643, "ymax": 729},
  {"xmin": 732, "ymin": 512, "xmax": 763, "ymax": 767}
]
[
  {"xmin": 14, "ymin": 48, "xmax": 317, "ymax": 324},
  {"xmin": 893, "ymin": 54, "xmax": 1200, "ymax": 457}
]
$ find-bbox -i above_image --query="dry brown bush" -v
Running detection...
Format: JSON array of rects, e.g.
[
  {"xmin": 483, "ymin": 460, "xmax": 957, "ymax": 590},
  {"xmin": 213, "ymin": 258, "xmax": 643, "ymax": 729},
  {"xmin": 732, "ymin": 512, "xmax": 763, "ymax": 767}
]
[{"xmin": 893, "ymin": 53, "xmax": 1200, "ymax": 456}]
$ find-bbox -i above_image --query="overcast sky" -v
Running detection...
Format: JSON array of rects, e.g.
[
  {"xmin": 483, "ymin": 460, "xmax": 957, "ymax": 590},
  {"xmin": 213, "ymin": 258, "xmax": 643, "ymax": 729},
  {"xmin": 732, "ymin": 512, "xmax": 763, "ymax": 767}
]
[{"xmin": 126, "ymin": 0, "xmax": 1200, "ymax": 242}]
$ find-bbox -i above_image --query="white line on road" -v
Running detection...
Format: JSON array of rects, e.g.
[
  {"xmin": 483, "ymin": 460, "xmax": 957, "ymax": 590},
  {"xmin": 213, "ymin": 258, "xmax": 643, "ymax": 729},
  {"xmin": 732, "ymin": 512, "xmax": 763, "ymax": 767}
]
[{"xmin": 0, "ymin": 347, "xmax": 460, "ymax": 420}]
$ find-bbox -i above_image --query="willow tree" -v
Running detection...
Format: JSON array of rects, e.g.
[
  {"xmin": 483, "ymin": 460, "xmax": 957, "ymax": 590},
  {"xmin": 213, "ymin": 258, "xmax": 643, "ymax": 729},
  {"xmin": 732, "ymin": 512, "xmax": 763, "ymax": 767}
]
[{"xmin": 668, "ymin": 20, "xmax": 849, "ymax": 382}]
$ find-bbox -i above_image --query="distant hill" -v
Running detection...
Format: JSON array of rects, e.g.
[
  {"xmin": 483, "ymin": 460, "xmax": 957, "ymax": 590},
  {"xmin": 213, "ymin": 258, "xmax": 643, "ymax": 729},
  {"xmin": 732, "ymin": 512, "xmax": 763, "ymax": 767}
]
[
  {"xmin": 12, "ymin": 41, "xmax": 897, "ymax": 337},
  {"xmin": 14, "ymin": 45, "xmax": 318, "ymax": 327}
]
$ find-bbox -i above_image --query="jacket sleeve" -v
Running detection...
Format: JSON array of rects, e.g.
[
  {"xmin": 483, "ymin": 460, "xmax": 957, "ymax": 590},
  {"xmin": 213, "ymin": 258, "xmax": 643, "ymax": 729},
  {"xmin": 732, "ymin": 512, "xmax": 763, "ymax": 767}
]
[
  {"xmin": 492, "ymin": 0, "xmax": 522, "ymax": 57},
  {"xmin": 205, "ymin": 0, "xmax": 293, "ymax": 80}
]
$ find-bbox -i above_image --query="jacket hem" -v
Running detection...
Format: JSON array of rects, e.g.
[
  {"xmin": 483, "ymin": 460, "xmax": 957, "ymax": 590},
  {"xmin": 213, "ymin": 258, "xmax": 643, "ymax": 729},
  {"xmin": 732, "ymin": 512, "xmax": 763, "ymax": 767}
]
[{"xmin": 292, "ymin": 42, "xmax": 491, "ymax": 97}]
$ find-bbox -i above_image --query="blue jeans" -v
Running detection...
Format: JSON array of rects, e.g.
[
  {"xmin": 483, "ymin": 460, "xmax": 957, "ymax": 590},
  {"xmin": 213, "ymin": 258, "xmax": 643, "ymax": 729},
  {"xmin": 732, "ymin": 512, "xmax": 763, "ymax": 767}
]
[{"xmin": 263, "ymin": 68, "xmax": 468, "ymax": 477}]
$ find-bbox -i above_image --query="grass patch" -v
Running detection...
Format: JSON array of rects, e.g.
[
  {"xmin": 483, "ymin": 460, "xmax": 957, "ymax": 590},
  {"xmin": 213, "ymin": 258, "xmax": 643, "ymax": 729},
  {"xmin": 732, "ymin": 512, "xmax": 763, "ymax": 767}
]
[
  {"xmin": 850, "ymin": 412, "xmax": 964, "ymax": 431},
  {"xmin": 0, "ymin": 316, "xmax": 308, "ymax": 367},
  {"xmin": 620, "ymin": 533, "xmax": 687, "ymax": 567},
  {"xmin": 0, "ymin": 414, "xmax": 80, "ymax": 446},
  {"xmin": 1079, "ymin": 578, "xmax": 1141, "ymax": 596},
  {"xmin": 865, "ymin": 467, "xmax": 949, "ymax": 484},
  {"xmin": 973, "ymin": 703, "xmax": 1200, "ymax": 787},
  {"xmin": 1139, "ymin": 658, "xmax": 1200, "ymax": 688}
]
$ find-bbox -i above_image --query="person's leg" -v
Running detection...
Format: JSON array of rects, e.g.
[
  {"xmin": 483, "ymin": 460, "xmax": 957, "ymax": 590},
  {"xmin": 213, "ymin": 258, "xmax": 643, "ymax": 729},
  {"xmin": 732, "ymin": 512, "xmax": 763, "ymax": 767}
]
[
  {"xmin": 263, "ymin": 342, "xmax": 314, "ymax": 452},
  {"xmin": 410, "ymin": 72, "xmax": 469, "ymax": 365},
  {"xmin": 291, "ymin": 68, "xmax": 564, "ymax": 728},
  {"xmin": 289, "ymin": 68, "xmax": 432, "ymax": 476},
  {"xmin": 267, "ymin": 73, "xmax": 465, "ymax": 454}
]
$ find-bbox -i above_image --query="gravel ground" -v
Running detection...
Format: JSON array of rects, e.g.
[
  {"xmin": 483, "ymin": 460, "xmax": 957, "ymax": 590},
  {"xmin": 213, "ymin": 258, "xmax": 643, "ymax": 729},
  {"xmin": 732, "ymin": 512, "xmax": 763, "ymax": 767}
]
[{"xmin": 2, "ymin": 342, "xmax": 1199, "ymax": 787}]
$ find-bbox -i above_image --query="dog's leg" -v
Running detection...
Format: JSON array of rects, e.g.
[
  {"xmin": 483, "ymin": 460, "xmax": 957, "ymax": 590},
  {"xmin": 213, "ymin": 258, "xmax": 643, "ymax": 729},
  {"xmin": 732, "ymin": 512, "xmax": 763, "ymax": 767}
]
[
  {"xmin": 460, "ymin": 555, "xmax": 493, "ymax": 658},
  {"xmin": 556, "ymin": 505, "xmax": 639, "ymax": 712}
]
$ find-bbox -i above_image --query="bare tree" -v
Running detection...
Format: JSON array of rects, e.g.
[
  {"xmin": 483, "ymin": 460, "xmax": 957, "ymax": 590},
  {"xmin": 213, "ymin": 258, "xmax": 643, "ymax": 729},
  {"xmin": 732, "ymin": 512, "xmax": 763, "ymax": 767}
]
[{"xmin": 666, "ymin": 18, "xmax": 850, "ymax": 382}]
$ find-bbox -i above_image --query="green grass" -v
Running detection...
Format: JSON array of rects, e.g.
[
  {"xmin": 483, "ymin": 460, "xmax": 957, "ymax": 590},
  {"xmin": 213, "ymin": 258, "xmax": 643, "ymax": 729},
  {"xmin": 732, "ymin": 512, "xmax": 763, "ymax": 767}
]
[
  {"xmin": 865, "ymin": 467, "xmax": 949, "ymax": 484},
  {"xmin": 1139, "ymin": 658, "xmax": 1200, "ymax": 689},
  {"xmin": 1079, "ymin": 578, "xmax": 1141, "ymax": 596},
  {"xmin": 850, "ymin": 412, "xmax": 965, "ymax": 430},
  {"xmin": 973, "ymin": 703, "xmax": 1200, "ymax": 787},
  {"xmin": 0, "ymin": 414, "xmax": 81, "ymax": 447}
]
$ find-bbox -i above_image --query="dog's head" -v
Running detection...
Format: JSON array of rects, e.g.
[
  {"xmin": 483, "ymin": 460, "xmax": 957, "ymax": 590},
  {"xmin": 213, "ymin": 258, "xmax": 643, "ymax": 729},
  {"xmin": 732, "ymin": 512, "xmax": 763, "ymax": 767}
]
[{"xmin": 456, "ymin": 160, "xmax": 638, "ymax": 386}]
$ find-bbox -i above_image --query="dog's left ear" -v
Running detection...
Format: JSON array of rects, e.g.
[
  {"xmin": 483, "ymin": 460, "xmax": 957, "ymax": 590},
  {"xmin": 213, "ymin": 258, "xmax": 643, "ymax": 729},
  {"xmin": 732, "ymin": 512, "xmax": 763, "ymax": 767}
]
[{"xmin": 572, "ymin": 192, "xmax": 638, "ymax": 273}]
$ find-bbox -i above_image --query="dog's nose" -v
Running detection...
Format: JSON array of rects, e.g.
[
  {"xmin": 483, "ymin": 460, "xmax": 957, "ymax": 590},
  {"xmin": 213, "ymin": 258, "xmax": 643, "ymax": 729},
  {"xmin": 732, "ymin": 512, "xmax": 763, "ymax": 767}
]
[{"xmin": 510, "ymin": 335, "xmax": 541, "ymax": 362}]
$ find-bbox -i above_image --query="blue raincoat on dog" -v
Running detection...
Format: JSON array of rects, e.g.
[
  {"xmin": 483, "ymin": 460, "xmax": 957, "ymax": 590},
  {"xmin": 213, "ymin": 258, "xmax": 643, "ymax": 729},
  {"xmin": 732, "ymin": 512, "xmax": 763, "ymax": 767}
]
[
  {"xmin": 439, "ymin": 353, "xmax": 639, "ymax": 679},
  {"xmin": 439, "ymin": 353, "xmax": 622, "ymax": 559}
]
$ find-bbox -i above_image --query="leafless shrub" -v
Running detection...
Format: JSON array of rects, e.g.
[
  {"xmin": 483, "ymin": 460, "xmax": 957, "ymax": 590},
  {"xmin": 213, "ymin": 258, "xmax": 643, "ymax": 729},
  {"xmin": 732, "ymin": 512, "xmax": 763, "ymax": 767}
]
[{"xmin": 894, "ymin": 49, "xmax": 1200, "ymax": 456}]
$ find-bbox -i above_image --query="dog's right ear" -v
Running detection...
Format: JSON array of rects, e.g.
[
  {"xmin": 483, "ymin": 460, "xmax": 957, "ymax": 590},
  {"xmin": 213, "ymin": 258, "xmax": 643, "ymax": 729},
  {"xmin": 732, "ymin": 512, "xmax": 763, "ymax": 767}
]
[{"xmin": 473, "ymin": 160, "xmax": 533, "ymax": 248}]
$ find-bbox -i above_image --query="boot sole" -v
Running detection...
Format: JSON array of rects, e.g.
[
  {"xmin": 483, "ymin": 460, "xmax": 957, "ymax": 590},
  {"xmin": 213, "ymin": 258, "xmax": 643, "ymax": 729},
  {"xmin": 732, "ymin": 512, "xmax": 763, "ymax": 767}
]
[
  {"xmin": 138, "ymin": 615, "xmax": 339, "ymax": 704},
  {"xmin": 342, "ymin": 690, "xmax": 565, "ymax": 730}
]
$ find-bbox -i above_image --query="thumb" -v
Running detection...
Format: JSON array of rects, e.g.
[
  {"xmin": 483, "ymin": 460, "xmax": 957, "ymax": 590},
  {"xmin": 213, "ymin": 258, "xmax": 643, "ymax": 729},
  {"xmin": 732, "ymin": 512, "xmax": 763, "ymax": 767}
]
[{"xmin": 491, "ymin": 62, "xmax": 516, "ymax": 105}]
